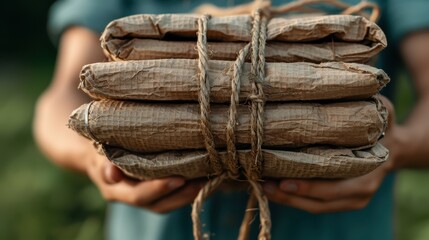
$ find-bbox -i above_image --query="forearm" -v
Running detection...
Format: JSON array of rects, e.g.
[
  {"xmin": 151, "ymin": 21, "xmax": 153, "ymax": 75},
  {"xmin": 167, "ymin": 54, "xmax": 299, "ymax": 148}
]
[
  {"xmin": 388, "ymin": 30, "xmax": 429, "ymax": 169},
  {"xmin": 390, "ymin": 96, "xmax": 429, "ymax": 169},
  {"xmin": 34, "ymin": 87, "xmax": 93, "ymax": 172},
  {"xmin": 33, "ymin": 27, "xmax": 105, "ymax": 173}
]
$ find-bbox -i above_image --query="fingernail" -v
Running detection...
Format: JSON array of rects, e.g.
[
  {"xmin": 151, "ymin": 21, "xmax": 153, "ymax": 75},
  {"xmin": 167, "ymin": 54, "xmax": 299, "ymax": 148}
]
[
  {"xmin": 280, "ymin": 181, "xmax": 298, "ymax": 193},
  {"xmin": 168, "ymin": 179, "xmax": 185, "ymax": 189},
  {"xmin": 263, "ymin": 183, "xmax": 276, "ymax": 195}
]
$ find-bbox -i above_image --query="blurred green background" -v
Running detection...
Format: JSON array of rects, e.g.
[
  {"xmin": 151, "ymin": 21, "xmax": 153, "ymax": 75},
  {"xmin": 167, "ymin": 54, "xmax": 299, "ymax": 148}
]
[
  {"xmin": 0, "ymin": 1, "xmax": 428, "ymax": 240},
  {"xmin": 0, "ymin": 1, "xmax": 104, "ymax": 240}
]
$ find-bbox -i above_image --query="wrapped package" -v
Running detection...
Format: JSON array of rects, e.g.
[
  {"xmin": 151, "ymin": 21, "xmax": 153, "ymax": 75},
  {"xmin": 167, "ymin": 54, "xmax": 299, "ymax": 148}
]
[
  {"xmin": 101, "ymin": 14, "xmax": 386, "ymax": 43},
  {"xmin": 80, "ymin": 59, "xmax": 389, "ymax": 102},
  {"xmin": 69, "ymin": 99, "xmax": 387, "ymax": 153},
  {"xmin": 101, "ymin": 14, "xmax": 386, "ymax": 62},
  {"xmin": 103, "ymin": 143, "xmax": 388, "ymax": 180},
  {"xmin": 103, "ymin": 39, "xmax": 384, "ymax": 63}
]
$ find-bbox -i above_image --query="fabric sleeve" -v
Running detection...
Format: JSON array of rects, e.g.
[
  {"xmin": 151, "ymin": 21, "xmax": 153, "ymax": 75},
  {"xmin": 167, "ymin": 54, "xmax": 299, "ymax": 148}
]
[
  {"xmin": 48, "ymin": 0, "xmax": 125, "ymax": 45},
  {"xmin": 387, "ymin": 0, "xmax": 429, "ymax": 45}
]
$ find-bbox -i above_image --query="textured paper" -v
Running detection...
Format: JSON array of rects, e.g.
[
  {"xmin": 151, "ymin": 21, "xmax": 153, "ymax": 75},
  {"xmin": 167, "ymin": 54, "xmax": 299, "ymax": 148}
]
[
  {"xmin": 73, "ymin": 12, "xmax": 390, "ymax": 183},
  {"xmin": 80, "ymin": 60, "xmax": 389, "ymax": 102},
  {"xmin": 103, "ymin": 143, "xmax": 388, "ymax": 180},
  {"xmin": 101, "ymin": 14, "xmax": 386, "ymax": 44},
  {"xmin": 103, "ymin": 39, "xmax": 384, "ymax": 63},
  {"xmin": 69, "ymin": 99, "xmax": 387, "ymax": 153}
]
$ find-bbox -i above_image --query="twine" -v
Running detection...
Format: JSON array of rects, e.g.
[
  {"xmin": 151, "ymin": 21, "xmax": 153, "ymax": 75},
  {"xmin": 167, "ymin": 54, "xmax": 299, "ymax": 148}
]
[
  {"xmin": 196, "ymin": 14, "xmax": 224, "ymax": 176},
  {"xmin": 226, "ymin": 43, "xmax": 251, "ymax": 179},
  {"xmin": 192, "ymin": 9, "xmax": 271, "ymax": 240},
  {"xmin": 192, "ymin": 15, "xmax": 230, "ymax": 239},
  {"xmin": 238, "ymin": 192, "xmax": 258, "ymax": 240},
  {"xmin": 191, "ymin": 1, "xmax": 380, "ymax": 239}
]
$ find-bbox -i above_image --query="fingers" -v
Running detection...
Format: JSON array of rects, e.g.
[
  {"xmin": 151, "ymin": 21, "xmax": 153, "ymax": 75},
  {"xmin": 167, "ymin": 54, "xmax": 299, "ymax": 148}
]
[
  {"xmin": 274, "ymin": 178, "xmax": 372, "ymax": 201},
  {"xmin": 102, "ymin": 177, "xmax": 186, "ymax": 207},
  {"xmin": 263, "ymin": 182, "xmax": 370, "ymax": 214},
  {"xmin": 261, "ymin": 164, "xmax": 389, "ymax": 214},
  {"xmin": 87, "ymin": 155, "xmax": 188, "ymax": 209},
  {"xmin": 274, "ymin": 164, "xmax": 386, "ymax": 202},
  {"xmin": 147, "ymin": 179, "xmax": 207, "ymax": 213},
  {"xmin": 84, "ymin": 155, "xmax": 213, "ymax": 213}
]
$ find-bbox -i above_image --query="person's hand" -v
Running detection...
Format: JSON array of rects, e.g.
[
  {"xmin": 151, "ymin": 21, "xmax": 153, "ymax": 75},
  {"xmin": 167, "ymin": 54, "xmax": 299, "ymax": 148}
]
[
  {"xmin": 86, "ymin": 149, "xmax": 207, "ymax": 213},
  {"xmin": 262, "ymin": 163, "xmax": 390, "ymax": 213},
  {"xmin": 261, "ymin": 95, "xmax": 396, "ymax": 214}
]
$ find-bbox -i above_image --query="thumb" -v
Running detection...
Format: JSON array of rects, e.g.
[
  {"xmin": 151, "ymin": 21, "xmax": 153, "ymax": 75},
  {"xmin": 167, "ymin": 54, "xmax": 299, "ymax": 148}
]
[{"xmin": 103, "ymin": 160, "xmax": 125, "ymax": 184}]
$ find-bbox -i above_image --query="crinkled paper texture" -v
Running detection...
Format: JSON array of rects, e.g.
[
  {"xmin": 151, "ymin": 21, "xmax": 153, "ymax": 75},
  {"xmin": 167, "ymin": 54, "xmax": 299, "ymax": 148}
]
[
  {"xmin": 103, "ymin": 39, "xmax": 384, "ymax": 63},
  {"xmin": 100, "ymin": 14, "xmax": 386, "ymax": 63},
  {"xmin": 69, "ymin": 99, "xmax": 387, "ymax": 153},
  {"xmin": 102, "ymin": 143, "xmax": 388, "ymax": 179},
  {"xmin": 101, "ymin": 14, "xmax": 386, "ymax": 43},
  {"xmin": 80, "ymin": 60, "xmax": 389, "ymax": 102}
]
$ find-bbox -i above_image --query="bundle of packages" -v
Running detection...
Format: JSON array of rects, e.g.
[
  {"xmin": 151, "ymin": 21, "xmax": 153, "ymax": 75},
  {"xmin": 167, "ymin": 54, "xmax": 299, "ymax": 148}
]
[
  {"xmin": 69, "ymin": 2, "xmax": 390, "ymax": 239},
  {"xmin": 80, "ymin": 60, "xmax": 388, "ymax": 102},
  {"xmin": 72, "ymin": 14, "xmax": 390, "ymax": 178}
]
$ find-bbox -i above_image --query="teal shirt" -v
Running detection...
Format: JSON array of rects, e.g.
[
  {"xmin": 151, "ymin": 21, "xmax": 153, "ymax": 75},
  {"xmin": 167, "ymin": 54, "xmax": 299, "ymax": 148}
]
[{"xmin": 48, "ymin": 0, "xmax": 429, "ymax": 239}]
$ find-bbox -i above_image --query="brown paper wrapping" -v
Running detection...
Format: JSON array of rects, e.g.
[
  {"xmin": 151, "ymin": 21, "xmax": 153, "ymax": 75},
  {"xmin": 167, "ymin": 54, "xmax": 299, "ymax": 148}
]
[
  {"xmin": 103, "ymin": 39, "xmax": 384, "ymax": 63},
  {"xmin": 103, "ymin": 143, "xmax": 388, "ymax": 180},
  {"xmin": 80, "ymin": 60, "xmax": 389, "ymax": 102},
  {"xmin": 69, "ymin": 99, "xmax": 387, "ymax": 153},
  {"xmin": 100, "ymin": 14, "xmax": 386, "ymax": 44},
  {"xmin": 71, "ymin": 12, "xmax": 390, "ymax": 183}
]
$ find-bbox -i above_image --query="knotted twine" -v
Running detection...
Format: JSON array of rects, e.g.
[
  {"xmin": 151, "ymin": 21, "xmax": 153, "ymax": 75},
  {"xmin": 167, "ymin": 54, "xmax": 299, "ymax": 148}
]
[
  {"xmin": 192, "ymin": 9, "xmax": 271, "ymax": 240},
  {"xmin": 191, "ymin": 1, "xmax": 380, "ymax": 240}
]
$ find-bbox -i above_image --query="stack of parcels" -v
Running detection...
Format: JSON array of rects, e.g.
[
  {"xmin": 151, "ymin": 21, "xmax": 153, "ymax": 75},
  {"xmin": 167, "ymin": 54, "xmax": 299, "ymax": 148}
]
[{"xmin": 69, "ymin": 14, "xmax": 390, "ymax": 180}]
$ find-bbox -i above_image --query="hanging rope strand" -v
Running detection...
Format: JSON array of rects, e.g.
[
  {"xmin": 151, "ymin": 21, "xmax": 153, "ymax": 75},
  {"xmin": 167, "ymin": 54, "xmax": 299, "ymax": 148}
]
[{"xmin": 192, "ymin": 173, "xmax": 228, "ymax": 240}]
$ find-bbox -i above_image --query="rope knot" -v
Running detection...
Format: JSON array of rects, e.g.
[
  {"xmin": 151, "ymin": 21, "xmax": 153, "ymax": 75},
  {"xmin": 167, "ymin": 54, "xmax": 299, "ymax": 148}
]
[{"xmin": 193, "ymin": 8, "xmax": 271, "ymax": 240}]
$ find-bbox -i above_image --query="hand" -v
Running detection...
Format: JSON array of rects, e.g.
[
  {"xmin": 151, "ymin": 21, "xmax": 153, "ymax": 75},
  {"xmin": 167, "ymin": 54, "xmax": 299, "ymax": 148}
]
[
  {"xmin": 86, "ymin": 150, "xmax": 207, "ymax": 213},
  {"xmin": 262, "ymin": 163, "xmax": 389, "ymax": 214}
]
